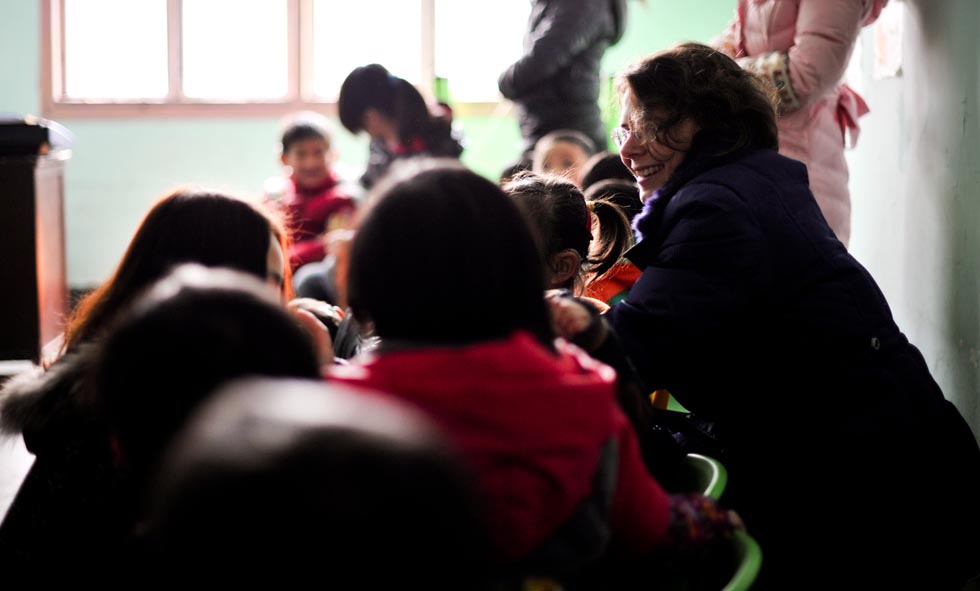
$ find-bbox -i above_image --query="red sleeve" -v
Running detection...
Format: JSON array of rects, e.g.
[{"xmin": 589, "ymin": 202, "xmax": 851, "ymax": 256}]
[
  {"xmin": 608, "ymin": 408, "xmax": 672, "ymax": 556},
  {"xmin": 289, "ymin": 239, "xmax": 326, "ymax": 270}
]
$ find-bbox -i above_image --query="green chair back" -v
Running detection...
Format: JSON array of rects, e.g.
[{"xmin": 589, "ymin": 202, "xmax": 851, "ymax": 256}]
[
  {"xmin": 722, "ymin": 530, "xmax": 763, "ymax": 591},
  {"xmin": 684, "ymin": 453, "xmax": 728, "ymax": 500}
]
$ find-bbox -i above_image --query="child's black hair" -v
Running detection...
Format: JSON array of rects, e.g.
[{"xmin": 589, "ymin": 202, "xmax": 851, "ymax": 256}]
[
  {"xmin": 584, "ymin": 178, "xmax": 643, "ymax": 221},
  {"xmin": 504, "ymin": 172, "xmax": 633, "ymax": 292},
  {"xmin": 95, "ymin": 265, "xmax": 321, "ymax": 488},
  {"xmin": 532, "ymin": 129, "xmax": 597, "ymax": 161},
  {"xmin": 338, "ymin": 64, "xmax": 451, "ymax": 146},
  {"xmin": 280, "ymin": 113, "xmax": 331, "ymax": 153},
  {"xmin": 143, "ymin": 378, "xmax": 492, "ymax": 586},
  {"xmin": 580, "ymin": 151, "xmax": 635, "ymax": 190},
  {"xmin": 348, "ymin": 160, "xmax": 554, "ymax": 349}
]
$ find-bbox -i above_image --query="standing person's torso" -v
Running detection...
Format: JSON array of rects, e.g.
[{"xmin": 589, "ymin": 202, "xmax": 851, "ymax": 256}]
[
  {"xmin": 514, "ymin": 0, "xmax": 624, "ymax": 147},
  {"xmin": 738, "ymin": 0, "xmax": 799, "ymax": 56},
  {"xmin": 521, "ymin": 0, "xmax": 613, "ymax": 105},
  {"xmin": 732, "ymin": 0, "xmax": 878, "ymax": 244}
]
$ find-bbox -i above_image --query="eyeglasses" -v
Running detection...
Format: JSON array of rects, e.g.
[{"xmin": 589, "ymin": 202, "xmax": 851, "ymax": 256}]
[{"xmin": 611, "ymin": 126, "xmax": 655, "ymax": 148}]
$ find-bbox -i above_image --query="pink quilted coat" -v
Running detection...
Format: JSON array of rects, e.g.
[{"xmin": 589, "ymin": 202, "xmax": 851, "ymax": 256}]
[{"xmin": 715, "ymin": 0, "xmax": 888, "ymax": 246}]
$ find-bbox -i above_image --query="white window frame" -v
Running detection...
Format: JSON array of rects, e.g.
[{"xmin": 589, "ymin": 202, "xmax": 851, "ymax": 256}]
[{"xmin": 41, "ymin": 0, "xmax": 499, "ymax": 119}]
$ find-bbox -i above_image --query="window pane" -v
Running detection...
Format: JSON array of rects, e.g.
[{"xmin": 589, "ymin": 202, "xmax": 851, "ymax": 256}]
[
  {"xmin": 312, "ymin": 0, "xmax": 423, "ymax": 101},
  {"xmin": 182, "ymin": 0, "xmax": 289, "ymax": 100},
  {"xmin": 434, "ymin": 0, "xmax": 528, "ymax": 102},
  {"xmin": 64, "ymin": 0, "xmax": 168, "ymax": 100}
]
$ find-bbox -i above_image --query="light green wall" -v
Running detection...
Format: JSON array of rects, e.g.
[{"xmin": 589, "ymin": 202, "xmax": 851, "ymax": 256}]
[
  {"xmin": 60, "ymin": 118, "xmax": 372, "ymax": 288},
  {"xmin": 846, "ymin": 0, "xmax": 980, "ymax": 436},
  {"xmin": 604, "ymin": 0, "xmax": 735, "ymax": 74},
  {"xmin": 0, "ymin": 0, "xmax": 40, "ymax": 114}
]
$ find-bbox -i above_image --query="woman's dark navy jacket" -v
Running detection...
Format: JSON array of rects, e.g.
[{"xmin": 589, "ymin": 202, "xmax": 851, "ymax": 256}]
[{"xmin": 605, "ymin": 132, "xmax": 980, "ymax": 586}]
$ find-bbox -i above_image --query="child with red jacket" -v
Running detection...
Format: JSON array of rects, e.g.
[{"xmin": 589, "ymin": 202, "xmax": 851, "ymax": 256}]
[
  {"xmin": 267, "ymin": 112, "xmax": 355, "ymax": 271},
  {"xmin": 327, "ymin": 160, "xmax": 737, "ymax": 579}
]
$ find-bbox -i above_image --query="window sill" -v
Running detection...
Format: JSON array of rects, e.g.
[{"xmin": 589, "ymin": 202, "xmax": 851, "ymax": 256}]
[{"xmin": 41, "ymin": 99, "xmax": 508, "ymax": 120}]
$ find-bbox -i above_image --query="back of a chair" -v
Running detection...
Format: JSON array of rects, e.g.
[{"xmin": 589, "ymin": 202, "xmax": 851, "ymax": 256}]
[{"xmin": 684, "ymin": 453, "xmax": 728, "ymax": 500}]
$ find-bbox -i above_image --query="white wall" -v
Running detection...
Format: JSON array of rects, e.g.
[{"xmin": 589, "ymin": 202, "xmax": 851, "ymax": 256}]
[{"xmin": 847, "ymin": 0, "xmax": 980, "ymax": 437}]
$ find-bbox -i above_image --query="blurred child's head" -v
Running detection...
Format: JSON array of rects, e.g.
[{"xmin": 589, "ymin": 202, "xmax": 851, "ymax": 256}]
[
  {"xmin": 65, "ymin": 189, "xmax": 291, "ymax": 352},
  {"xmin": 505, "ymin": 172, "xmax": 590, "ymax": 291},
  {"xmin": 584, "ymin": 178, "xmax": 643, "ymax": 221},
  {"xmin": 580, "ymin": 151, "xmax": 635, "ymax": 191},
  {"xmin": 498, "ymin": 158, "xmax": 532, "ymax": 186},
  {"xmin": 505, "ymin": 172, "xmax": 634, "ymax": 293},
  {"xmin": 348, "ymin": 159, "xmax": 554, "ymax": 348},
  {"xmin": 142, "ymin": 377, "xmax": 491, "ymax": 586},
  {"xmin": 95, "ymin": 265, "xmax": 321, "ymax": 487},
  {"xmin": 280, "ymin": 112, "xmax": 333, "ymax": 190},
  {"xmin": 338, "ymin": 64, "xmax": 433, "ymax": 147},
  {"xmin": 531, "ymin": 130, "xmax": 596, "ymax": 187}
]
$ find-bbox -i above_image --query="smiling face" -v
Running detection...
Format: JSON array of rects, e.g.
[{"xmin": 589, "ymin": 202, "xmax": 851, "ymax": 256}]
[
  {"xmin": 617, "ymin": 92, "xmax": 699, "ymax": 203},
  {"xmin": 281, "ymin": 137, "xmax": 331, "ymax": 190}
]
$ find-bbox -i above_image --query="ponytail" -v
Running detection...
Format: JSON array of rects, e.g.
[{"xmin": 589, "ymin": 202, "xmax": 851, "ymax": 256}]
[{"xmin": 584, "ymin": 198, "xmax": 633, "ymax": 284}]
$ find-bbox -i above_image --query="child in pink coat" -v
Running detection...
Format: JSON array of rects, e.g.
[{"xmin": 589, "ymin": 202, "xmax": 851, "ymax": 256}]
[{"xmin": 715, "ymin": 0, "xmax": 888, "ymax": 246}]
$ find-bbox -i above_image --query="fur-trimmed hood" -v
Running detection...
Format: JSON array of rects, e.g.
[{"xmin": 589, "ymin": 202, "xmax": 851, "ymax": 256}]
[{"xmin": 0, "ymin": 348, "xmax": 99, "ymax": 454}]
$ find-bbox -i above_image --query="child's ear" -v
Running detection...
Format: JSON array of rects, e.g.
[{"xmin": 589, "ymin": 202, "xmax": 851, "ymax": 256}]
[
  {"xmin": 362, "ymin": 109, "xmax": 377, "ymax": 130},
  {"xmin": 280, "ymin": 152, "xmax": 289, "ymax": 166},
  {"xmin": 550, "ymin": 249, "xmax": 582, "ymax": 288}
]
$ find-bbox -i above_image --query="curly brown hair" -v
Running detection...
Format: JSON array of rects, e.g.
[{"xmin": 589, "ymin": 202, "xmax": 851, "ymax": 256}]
[{"xmin": 617, "ymin": 42, "xmax": 779, "ymax": 154}]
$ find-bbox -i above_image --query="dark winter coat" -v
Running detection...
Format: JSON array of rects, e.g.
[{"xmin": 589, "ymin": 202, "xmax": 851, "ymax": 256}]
[
  {"xmin": 498, "ymin": 0, "xmax": 626, "ymax": 153},
  {"xmin": 0, "ymin": 350, "xmax": 133, "ymax": 575},
  {"xmin": 605, "ymin": 132, "xmax": 980, "ymax": 588}
]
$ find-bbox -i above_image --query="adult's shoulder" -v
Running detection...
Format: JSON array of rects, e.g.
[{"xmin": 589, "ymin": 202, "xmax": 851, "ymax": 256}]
[
  {"xmin": 703, "ymin": 148, "xmax": 808, "ymax": 187},
  {"xmin": 731, "ymin": 149, "xmax": 810, "ymax": 189},
  {"xmin": 677, "ymin": 149, "xmax": 812, "ymax": 212}
]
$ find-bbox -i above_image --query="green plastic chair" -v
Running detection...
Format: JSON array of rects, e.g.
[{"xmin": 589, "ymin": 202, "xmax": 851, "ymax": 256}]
[
  {"xmin": 684, "ymin": 453, "xmax": 728, "ymax": 500},
  {"xmin": 722, "ymin": 530, "xmax": 763, "ymax": 591},
  {"xmin": 679, "ymin": 451, "xmax": 761, "ymax": 590}
]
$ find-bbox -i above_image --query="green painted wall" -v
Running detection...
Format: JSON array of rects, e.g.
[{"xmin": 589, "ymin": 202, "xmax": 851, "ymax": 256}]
[
  {"xmin": 0, "ymin": 0, "xmax": 40, "ymax": 114},
  {"xmin": 846, "ymin": 0, "xmax": 980, "ymax": 437}
]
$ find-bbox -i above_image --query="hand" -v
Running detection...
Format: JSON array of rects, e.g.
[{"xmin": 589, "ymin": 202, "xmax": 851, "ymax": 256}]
[
  {"xmin": 287, "ymin": 298, "xmax": 344, "ymax": 326},
  {"xmin": 546, "ymin": 292, "xmax": 594, "ymax": 340},
  {"xmin": 728, "ymin": 510, "xmax": 745, "ymax": 531},
  {"xmin": 287, "ymin": 302, "xmax": 335, "ymax": 368},
  {"xmin": 320, "ymin": 228, "xmax": 355, "ymax": 253}
]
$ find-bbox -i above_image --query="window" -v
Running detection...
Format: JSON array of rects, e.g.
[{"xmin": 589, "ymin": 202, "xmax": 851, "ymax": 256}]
[
  {"xmin": 311, "ymin": 0, "xmax": 424, "ymax": 101},
  {"xmin": 42, "ymin": 0, "xmax": 530, "ymax": 118},
  {"xmin": 433, "ymin": 0, "xmax": 527, "ymax": 104}
]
